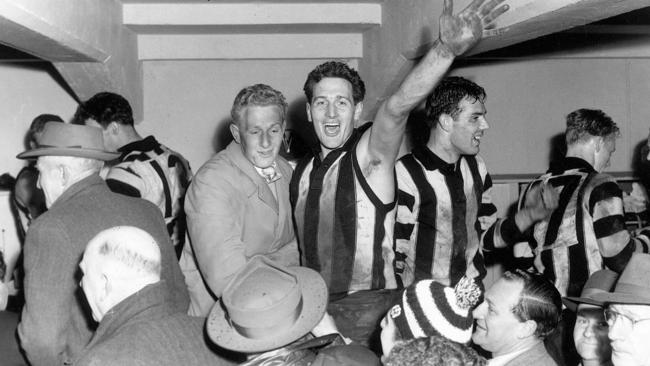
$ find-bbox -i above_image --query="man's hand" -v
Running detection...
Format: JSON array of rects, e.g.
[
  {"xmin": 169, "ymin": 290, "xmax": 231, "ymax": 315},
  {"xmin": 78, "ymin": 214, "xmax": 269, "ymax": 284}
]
[
  {"xmin": 439, "ymin": 0, "xmax": 509, "ymax": 56},
  {"xmin": 516, "ymin": 182, "xmax": 559, "ymax": 231}
]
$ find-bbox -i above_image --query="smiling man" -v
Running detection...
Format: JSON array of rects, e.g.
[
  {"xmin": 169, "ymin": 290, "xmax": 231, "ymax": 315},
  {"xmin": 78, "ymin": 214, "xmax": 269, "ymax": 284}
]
[
  {"xmin": 472, "ymin": 270, "xmax": 561, "ymax": 366},
  {"xmin": 394, "ymin": 76, "xmax": 556, "ymax": 290},
  {"xmin": 290, "ymin": 0, "xmax": 509, "ymax": 349},
  {"xmin": 180, "ymin": 84, "xmax": 299, "ymax": 316},
  {"xmin": 591, "ymin": 253, "xmax": 650, "ymax": 366}
]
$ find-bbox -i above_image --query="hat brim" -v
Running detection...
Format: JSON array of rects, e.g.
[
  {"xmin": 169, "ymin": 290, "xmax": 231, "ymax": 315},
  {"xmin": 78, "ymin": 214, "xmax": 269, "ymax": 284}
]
[
  {"xmin": 206, "ymin": 267, "xmax": 328, "ymax": 353},
  {"xmin": 590, "ymin": 291, "xmax": 650, "ymax": 305},
  {"xmin": 17, "ymin": 147, "xmax": 119, "ymax": 161},
  {"xmin": 563, "ymin": 296, "xmax": 605, "ymax": 312}
]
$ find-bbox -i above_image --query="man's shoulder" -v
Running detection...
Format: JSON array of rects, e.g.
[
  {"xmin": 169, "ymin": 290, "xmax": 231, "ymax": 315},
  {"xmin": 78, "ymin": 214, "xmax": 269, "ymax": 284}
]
[
  {"xmin": 505, "ymin": 343, "xmax": 557, "ymax": 366},
  {"xmin": 193, "ymin": 149, "xmax": 247, "ymax": 184}
]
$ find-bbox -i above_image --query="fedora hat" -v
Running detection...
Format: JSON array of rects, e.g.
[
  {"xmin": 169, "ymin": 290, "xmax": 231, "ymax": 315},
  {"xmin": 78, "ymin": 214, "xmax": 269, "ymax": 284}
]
[
  {"xmin": 562, "ymin": 269, "xmax": 618, "ymax": 311},
  {"xmin": 207, "ymin": 256, "xmax": 328, "ymax": 353},
  {"xmin": 591, "ymin": 253, "xmax": 650, "ymax": 305},
  {"xmin": 17, "ymin": 122, "xmax": 119, "ymax": 161}
]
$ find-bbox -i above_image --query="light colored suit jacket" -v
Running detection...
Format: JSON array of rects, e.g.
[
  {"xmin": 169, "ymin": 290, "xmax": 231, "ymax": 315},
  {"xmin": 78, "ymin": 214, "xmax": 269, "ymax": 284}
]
[{"xmin": 181, "ymin": 141, "xmax": 299, "ymax": 316}]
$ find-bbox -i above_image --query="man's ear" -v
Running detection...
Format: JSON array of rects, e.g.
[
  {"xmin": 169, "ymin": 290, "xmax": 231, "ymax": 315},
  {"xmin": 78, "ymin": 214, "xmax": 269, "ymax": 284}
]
[
  {"xmin": 107, "ymin": 121, "xmax": 120, "ymax": 135},
  {"xmin": 58, "ymin": 164, "xmax": 70, "ymax": 187},
  {"xmin": 353, "ymin": 101, "xmax": 364, "ymax": 122},
  {"xmin": 306, "ymin": 103, "xmax": 313, "ymax": 123},
  {"xmin": 438, "ymin": 113, "xmax": 454, "ymax": 132},
  {"xmin": 229, "ymin": 123, "xmax": 241, "ymax": 144},
  {"xmin": 517, "ymin": 319, "xmax": 538, "ymax": 339}
]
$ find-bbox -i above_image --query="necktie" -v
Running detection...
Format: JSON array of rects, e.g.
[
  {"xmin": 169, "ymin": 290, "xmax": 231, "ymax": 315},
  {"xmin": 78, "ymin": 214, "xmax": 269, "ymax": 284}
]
[{"xmin": 260, "ymin": 166, "xmax": 279, "ymax": 184}]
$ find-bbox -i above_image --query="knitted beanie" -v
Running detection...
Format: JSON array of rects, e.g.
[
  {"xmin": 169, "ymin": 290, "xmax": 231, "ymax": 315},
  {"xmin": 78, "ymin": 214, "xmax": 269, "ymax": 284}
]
[{"xmin": 389, "ymin": 277, "xmax": 482, "ymax": 344}]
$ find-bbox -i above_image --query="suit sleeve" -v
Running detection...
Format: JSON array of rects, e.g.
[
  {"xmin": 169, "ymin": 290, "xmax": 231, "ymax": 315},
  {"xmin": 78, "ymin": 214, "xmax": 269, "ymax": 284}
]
[
  {"xmin": 185, "ymin": 165, "xmax": 248, "ymax": 298},
  {"xmin": 18, "ymin": 218, "xmax": 77, "ymax": 366}
]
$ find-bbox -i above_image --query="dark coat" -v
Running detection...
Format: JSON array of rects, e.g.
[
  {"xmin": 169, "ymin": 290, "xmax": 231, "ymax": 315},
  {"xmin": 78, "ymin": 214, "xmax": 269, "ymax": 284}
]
[
  {"xmin": 74, "ymin": 282, "xmax": 234, "ymax": 366},
  {"xmin": 18, "ymin": 174, "xmax": 189, "ymax": 366}
]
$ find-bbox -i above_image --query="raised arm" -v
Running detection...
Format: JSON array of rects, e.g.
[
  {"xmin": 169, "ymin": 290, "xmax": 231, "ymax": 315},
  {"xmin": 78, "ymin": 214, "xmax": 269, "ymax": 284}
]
[
  {"xmin": 359, "ymin": 0, "xmax": 508, "ymax": 201},
  {"xmin": 368, "ymin": 0, "xmax": 508, "ymax": 162}
]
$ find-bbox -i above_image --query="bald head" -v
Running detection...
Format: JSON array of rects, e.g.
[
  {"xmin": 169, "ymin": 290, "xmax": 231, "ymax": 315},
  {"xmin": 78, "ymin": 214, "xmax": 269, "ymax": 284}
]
[
  {"xmin": 80, "ymin": 226, "xmax": 162, "ymax": 321},
  {"xmin": 86, "ymin": 226, "xmax": 161, "ymax": 278}
]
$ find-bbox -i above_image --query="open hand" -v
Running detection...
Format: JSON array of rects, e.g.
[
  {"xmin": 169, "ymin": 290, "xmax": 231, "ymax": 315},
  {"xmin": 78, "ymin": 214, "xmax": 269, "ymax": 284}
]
[{"xmin": 439, "ymin": 0, "xmax": 509, "ymax": 56}]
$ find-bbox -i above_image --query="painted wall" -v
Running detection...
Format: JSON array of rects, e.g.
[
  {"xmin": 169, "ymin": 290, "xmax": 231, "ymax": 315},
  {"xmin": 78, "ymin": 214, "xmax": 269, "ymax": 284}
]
[
  {"xmin": 0, "ymin": 62, "xmax": 77, "ymax": 176},
  {"xmin": 0, "ymin": 61, "xmax": 77, "ymax": 263},
  {"xmin": 137, "ymin": 59, "xmax": 359, "ymax": 170},
  {"xmin": 448, "ymin": 58, "xmax": 650, "ymax": 176}
]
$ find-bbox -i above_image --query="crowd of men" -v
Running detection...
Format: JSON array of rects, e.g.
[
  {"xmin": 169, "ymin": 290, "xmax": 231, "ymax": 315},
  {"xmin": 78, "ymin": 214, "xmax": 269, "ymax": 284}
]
[{"xmin": 1, "ymin": 0, "xmax": 650, "ymax": 365}]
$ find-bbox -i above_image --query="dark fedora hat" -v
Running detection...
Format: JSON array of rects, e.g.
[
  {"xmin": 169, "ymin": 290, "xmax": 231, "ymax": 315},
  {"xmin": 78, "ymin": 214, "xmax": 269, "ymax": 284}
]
[
  {"xmin": 206, "ymin": 256, "xmax": 328, "ymax": 353},
  {"xmin": 563, "ymin": 269, "xmax": 618, "ymax": 311},
  {"xmin": 16, "ymin": 122, "xmax": 119, "ymax": 161},
  {"xmin": 591, "ymin": 253, "xmax": 650, "ymax": 305}
]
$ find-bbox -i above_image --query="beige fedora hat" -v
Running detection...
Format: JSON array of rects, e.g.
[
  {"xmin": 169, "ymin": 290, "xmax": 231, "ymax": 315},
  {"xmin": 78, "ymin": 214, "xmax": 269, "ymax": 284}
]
[
  {"xmin": 17, "ymin": 122, "xmax": 119, "ymax": 161},
  {"xmin": 591, "ymin": 253, "xmax": 650, "ymax": 305},
  {"xmin": 563, "ymin": 269, "xmax": 618, "ymax": 311},
  {"xmin": 207, "ymin": 256, "xmax": 328, "ymax": 353}
]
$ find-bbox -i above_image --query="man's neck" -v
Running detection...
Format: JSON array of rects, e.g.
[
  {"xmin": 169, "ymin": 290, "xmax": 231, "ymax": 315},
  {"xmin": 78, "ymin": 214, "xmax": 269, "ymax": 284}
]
[
  {"xmin": 117, "ymin": 126, "xmax": 143, "ymax": 150},
  {"xmin": 565, "ymin": 145, "xmax": 594, "ymax": 167},
  {"xmin": 427, "ymin": 132, "xmax": 459, "ymax": 164}
]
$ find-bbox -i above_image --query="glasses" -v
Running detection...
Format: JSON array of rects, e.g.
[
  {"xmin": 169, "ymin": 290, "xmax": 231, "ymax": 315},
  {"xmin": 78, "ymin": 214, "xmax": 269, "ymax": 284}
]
[{"xmin": 604, "ymin": 309, "xmax": 650, "ymax": 328}]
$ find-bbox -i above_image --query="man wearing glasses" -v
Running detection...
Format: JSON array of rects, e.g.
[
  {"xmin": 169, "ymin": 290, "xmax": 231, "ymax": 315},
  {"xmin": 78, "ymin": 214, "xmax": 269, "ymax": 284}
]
[{"xmin": 592, "ymin": 253, "xmax": 650, "ymax": 366}]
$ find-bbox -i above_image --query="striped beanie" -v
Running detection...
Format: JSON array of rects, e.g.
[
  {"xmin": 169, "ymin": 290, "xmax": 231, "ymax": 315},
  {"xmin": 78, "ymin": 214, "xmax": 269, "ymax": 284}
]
[{"xmin": 389, "ymin": 277, "xmax": 482, "ymax": 344}]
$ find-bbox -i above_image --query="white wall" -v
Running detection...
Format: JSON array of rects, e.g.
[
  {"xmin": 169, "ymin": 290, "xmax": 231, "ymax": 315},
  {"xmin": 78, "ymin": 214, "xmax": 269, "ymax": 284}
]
[
  {"xmin": 138, "ymin": 59, "xmax": 359, "ymax": 170},
  {"xmin": 449, "ymin": 58, "xmax": 650, "ymax": 176},
  {"xmin": 0, "ymin": 62, "xmax": 77, "ymax": 259},
  {"xmin": 0, "ymin": 62, "xmax": 77, "ymax": 175}
]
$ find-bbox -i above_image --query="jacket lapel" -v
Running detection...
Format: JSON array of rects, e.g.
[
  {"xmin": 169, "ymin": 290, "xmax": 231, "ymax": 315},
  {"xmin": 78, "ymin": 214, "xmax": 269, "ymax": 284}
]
[{"xmin": 226, "ymin": 142, "xmax": 279, "ymax": 213}]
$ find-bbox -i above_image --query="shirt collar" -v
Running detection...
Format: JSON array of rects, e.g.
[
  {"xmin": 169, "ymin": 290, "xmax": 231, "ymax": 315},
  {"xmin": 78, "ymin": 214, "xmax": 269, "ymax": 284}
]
[
  {"xmin": 547, "ymin": 156, "xmax": 595, "ymax": 175},
  {"xmin": 412, "ymin": 145, "xmax": 458, "ymax": 175},
  {"xmin": 254, "ymin": 162, "xmax": 282, "ymax": 184}
]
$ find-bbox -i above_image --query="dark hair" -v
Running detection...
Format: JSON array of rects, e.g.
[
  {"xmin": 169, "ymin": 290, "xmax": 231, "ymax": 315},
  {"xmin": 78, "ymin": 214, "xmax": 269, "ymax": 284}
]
[
  {"xmin": 425, "ymin": 76, "xmax": 486, "ymax": 128},
  {"xmin": 72, "ymin": 92, "xmax": 134, "ymax": 127},
  {"xmin": 231, "ymin": 84, "xmax": 288, "ymax": 126},
  {"xmin": 565, "ymin": 109, "xmax": 619, "ymax": 145},
  {"xmin": 502, "ymin": 270, "xmax": 562, "ymax": 339},
  {"xmin": 28, "ymin": 114, "xmax": 64, "ymax": 145},
  {"xmin": 384, "ymin": 335, "xmax": 487, "ymax": 366},
  {"xmin": 303, "ymin": 61, "xmax": 365, "ymax": 104}
]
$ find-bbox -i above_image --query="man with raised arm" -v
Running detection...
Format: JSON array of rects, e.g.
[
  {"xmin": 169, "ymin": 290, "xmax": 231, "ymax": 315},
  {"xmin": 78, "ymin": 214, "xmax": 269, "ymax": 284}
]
[{"xmin": 290, "ymin": 0, "xmax": 508, "ymax": 348}]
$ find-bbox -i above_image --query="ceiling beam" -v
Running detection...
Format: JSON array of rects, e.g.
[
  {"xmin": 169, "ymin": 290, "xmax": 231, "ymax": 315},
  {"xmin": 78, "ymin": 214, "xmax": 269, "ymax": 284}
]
[
  {"xmin": 0, "ymin": 0, "xmax": 143, "ymax": 121},
  {"xmin": 122, "ymin": 2, "xmax": 382, "ymax": 32},
  {"xmin": 138, "ymin": 33, "xmax": 363, "ymax": 60}
]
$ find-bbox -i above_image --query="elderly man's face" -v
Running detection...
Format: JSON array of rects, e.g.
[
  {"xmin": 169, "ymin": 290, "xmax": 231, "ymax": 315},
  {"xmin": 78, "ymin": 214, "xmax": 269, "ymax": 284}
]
[
  {"xmin": 574, "ymin": 304, "xmax": 611, "ymax": 364},
  {"xmin": 36, "ymin": 156, "xmax": 65, "ymax": 208},
  {"xmin": 607, "ymin": 304, "xmax": 650, "ymax": 366},
  {"xmin": 472, "ymin": 278, "xmax": 527, "ymax": 357},
  {"xmin": 231, "ymin": 105, "xmax": 284, "ymax": 169}
]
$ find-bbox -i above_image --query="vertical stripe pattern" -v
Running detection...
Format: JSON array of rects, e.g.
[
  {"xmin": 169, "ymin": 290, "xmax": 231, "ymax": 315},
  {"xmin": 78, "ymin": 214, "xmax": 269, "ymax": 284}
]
[
  {"xmin": 395, "ymin": 147, "xmax": 498, "ymax": 288},
  {"xmin": 290, "ymin": 124, "xmax": 397, "ymax": 294}
]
